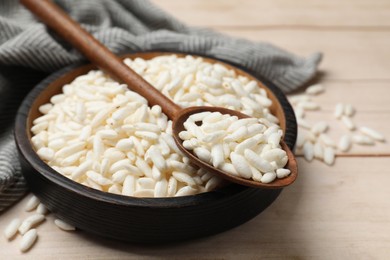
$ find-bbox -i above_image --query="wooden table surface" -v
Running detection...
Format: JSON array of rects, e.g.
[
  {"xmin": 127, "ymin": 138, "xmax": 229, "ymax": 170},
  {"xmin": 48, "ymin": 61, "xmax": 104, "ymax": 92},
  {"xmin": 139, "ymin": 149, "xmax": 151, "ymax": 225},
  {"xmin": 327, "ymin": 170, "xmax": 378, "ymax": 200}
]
[{"xmin": 1, "ymin": 0, "xmax": 390, "ymax": 258}]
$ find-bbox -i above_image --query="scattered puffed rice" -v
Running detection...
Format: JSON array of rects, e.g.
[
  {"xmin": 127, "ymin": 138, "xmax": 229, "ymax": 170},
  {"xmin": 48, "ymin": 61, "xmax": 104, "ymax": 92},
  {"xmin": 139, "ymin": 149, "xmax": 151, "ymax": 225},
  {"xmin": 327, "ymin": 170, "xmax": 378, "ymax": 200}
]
[
  {"xmin": 36, "ymin": 203, "xmax": 49, "ymax": 215},
  {"xmin": 4, "ymin": 218, "xmax": 21, "ymax": 240},
  {"xmin": 25, "ymin": 195, "xmax": 40, "ymax": 212},
  {"xmin": 360, "ymin": 127, "xmax": 385, "ymax": 142},
  {"xmin": 54, "ymin": 219, "xmax": 76, "ymax": 231},
  {"xmin": 305, "ymin": 84, "xmax": 325, "ymax": 95},
  {"xmin": 4, "ymin": 195, "xmax": 73, "ymax": 254},
  {"xmin": 323, "ymin": 147, "xmax": 335, "ymax": 166},
  {"xmin": 20, "ymin": 229, "xmax": 38, "ymax": 252},
  {"xmin": 297, "ymin": 101, "xmax": 320, "ymax": 110},
  {"xmin": 334, "ymin": 103, "xmax": 344, "ymax": 119},
  {"xmin": 290, "ymin": 84, "xmax": 385, "ymax": 167},
  {"xmin": 352, "ymin": 134, "xmax": 375, "ymax": 145},
  {"xmin": 344, "ymin": 104, "xmax": 355, "ymax": 117},
  {"xmin": 341, "ymin": 116, "xmax": 356, "ymax": 131},
  {"xmin": 18, "ymin": 214, "xmax": 45, "ymax": 235},
  {"xmin": 303, "ymin": 141, "xmax": 314, "ymax": 162},
  {"xmin": 311, "ymin": 121, "xmax": 328, "ymax": 135},
  {"xmin": 338, "ymin": 135, "xmax": 352, "ymax": 152}
]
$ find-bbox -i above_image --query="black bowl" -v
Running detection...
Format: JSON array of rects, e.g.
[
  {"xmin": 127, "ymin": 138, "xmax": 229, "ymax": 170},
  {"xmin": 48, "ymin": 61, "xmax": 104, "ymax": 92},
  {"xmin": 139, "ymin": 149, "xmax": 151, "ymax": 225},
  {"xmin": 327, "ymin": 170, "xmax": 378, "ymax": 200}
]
[{"xmin": 14, "ymin": 52, "xmax": 297, "ymax": 243}]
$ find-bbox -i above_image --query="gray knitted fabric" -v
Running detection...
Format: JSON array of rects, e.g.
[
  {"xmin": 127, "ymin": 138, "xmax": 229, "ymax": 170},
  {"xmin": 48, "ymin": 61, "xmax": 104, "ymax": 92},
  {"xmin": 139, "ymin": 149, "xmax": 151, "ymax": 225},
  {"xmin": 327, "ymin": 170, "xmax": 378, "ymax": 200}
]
[{"xmin": 0, "ymin": 0, "xmax": 321, "ymax": 211}]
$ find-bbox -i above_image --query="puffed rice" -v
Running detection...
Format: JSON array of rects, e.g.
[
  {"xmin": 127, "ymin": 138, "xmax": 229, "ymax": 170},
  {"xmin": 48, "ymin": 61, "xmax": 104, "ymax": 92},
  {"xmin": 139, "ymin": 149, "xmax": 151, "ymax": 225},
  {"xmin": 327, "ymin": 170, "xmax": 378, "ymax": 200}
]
[
  {"xmin": 179, "ymin": 112, "xmax": 290, "ymax": 183},
  {"xmin": 54, "ymin": 219, "xmax": 76, "ymax": 231},
  {"xmin": 31, "ymin": 55, "xmax": 283, "ymax": 196},
  {"xmin": 4, "ymin": 218, "xmax": 21, "ymax": 240},
  {"xmin": 20, "ymin": 229, "xmax": 38, "ymax": 252}
]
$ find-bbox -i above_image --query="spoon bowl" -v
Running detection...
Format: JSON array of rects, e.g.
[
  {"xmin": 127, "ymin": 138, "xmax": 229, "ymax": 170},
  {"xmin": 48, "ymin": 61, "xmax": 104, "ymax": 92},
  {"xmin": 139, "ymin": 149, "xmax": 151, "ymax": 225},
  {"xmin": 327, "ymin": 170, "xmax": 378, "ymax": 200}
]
[{"xmin": 172, "ymin": 106, "xmax": 298, "ymax": 188}]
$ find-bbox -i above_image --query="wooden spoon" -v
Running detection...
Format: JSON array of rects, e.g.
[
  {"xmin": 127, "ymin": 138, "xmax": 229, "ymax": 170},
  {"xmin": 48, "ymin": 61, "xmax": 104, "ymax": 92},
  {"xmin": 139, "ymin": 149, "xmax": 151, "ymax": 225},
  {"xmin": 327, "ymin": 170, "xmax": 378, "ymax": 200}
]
[{"xmin": 21, "ymin": 0, "xmax": 297, "ymax": 189}]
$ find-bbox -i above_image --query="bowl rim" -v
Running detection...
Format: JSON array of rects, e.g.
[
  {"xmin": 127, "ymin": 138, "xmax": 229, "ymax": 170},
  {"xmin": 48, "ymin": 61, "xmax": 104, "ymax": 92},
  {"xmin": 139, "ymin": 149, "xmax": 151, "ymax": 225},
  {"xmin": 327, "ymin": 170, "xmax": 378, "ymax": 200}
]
[{"xmin": 14, "ymin": 51, "xmax": 297, "ymax": 208}]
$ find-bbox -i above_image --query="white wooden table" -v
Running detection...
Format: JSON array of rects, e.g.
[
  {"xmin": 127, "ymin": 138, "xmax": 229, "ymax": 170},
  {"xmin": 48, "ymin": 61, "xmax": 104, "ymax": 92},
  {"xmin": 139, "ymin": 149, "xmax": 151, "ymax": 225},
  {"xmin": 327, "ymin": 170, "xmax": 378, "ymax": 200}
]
[{"xmin": 1, "ymin": 0, "xmax": 390, "ymax": 258}]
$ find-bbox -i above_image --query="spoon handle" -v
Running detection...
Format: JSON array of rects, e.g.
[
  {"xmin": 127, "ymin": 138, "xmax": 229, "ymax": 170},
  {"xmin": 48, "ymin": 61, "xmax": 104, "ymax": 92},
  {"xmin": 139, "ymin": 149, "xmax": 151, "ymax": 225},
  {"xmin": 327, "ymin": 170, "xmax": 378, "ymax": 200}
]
[{"xmin": 21, "ymin": 0, "xmax": 181, "ymax": 120}]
